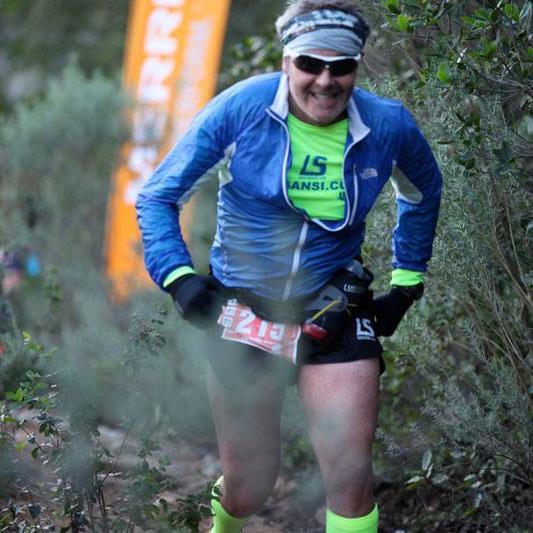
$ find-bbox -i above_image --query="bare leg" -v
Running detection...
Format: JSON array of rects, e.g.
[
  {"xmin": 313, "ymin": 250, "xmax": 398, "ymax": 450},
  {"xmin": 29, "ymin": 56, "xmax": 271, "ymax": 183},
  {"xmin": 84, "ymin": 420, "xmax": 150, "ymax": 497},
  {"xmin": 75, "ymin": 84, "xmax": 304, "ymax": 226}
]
[
  {"xmin": 207, "ymin": 361, "xmax": 287, "ymax": 518},
  {"xmin": 298, "ymin": 358, "xmax": 380, "ymax": 517}
]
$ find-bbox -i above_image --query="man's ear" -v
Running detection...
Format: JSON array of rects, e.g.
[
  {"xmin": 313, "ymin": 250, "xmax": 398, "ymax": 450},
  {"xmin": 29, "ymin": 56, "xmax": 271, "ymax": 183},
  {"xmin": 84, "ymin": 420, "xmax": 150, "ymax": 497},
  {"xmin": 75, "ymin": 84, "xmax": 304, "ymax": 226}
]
[{"xmin": 281, "ymin": 56, "xmax": 290, "ymax": 75}]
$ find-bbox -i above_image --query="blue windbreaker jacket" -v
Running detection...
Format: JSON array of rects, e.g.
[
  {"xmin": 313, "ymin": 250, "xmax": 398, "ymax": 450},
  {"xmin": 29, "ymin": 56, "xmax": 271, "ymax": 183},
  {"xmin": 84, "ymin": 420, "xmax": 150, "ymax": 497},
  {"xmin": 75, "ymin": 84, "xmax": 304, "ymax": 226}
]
[{"xmin": 136, "ymin": 72, "xmax": 442, "ymax": 300}]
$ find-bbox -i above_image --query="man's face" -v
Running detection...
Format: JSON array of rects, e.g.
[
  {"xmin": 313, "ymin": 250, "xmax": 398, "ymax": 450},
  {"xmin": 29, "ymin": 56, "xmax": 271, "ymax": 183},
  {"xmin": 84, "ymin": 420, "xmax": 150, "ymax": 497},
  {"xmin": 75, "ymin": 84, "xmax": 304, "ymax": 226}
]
[{"xmin": 282, "ymin": 48, "xmax": 357, "ymax": 126}]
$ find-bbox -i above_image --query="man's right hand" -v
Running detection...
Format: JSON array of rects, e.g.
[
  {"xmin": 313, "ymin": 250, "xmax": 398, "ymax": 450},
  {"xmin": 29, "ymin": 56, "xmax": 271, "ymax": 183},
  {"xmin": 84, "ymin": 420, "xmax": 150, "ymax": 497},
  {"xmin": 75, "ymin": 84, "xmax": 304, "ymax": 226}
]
[{"xmin": 168, "ymin": 274, "xmax": 220, "ymax": 327}]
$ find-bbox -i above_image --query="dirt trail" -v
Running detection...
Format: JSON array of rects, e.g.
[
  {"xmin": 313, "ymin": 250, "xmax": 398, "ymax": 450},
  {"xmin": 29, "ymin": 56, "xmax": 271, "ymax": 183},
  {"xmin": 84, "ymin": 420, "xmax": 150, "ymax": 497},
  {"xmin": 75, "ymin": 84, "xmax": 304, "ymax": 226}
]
[
  {"xmin": 100, "ymin": 425, "xmax": 326, "ymax": 532},
  {"xmin": 3, "ymin": 418, "xmax": 404, "ymax": 532}
]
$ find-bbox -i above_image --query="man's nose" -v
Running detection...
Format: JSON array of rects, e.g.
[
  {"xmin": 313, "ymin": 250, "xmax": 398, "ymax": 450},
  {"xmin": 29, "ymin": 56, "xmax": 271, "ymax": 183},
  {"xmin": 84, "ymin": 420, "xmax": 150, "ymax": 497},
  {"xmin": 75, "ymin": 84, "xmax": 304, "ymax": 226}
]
[{"xmin": 315, "ymin": 67, "xmax": 335, "ymax": 87}]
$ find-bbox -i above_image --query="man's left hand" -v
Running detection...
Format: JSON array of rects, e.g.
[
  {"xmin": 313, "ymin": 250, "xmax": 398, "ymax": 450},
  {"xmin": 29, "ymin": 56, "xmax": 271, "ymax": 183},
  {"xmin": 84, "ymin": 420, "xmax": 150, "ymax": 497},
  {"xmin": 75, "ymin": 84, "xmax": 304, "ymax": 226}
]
[{"xmin": 373, "ymin": 283, "xmax": 424, "ymax": 336}]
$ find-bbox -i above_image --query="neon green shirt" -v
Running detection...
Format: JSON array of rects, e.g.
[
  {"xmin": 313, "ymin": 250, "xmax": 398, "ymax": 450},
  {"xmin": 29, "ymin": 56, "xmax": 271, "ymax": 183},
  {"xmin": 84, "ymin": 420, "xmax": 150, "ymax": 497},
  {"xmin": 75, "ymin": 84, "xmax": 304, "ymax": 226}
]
[{"xmin": 287, "ymin": 114, "xmax": 348, "ymax": 220}]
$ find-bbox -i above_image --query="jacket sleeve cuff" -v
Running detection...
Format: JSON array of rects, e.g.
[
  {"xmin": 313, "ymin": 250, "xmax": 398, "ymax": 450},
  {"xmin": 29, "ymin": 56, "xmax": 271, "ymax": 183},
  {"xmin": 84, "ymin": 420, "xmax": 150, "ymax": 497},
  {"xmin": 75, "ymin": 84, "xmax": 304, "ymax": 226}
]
[
  {"xmin": 163, "ymin": 266, "xmax": 196, "ymax": 288},
  {"xmin": 391, "ymin": 268, "xmax": 424, "ymax": 287}
]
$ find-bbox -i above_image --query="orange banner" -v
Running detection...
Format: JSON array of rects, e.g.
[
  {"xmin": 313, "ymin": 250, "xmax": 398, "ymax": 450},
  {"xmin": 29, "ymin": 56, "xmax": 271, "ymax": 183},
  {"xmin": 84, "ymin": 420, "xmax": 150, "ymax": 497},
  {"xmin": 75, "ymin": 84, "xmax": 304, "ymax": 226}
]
[{"xmin": 105, "ymin": 0, "xmax": 231, "ymax": 300}]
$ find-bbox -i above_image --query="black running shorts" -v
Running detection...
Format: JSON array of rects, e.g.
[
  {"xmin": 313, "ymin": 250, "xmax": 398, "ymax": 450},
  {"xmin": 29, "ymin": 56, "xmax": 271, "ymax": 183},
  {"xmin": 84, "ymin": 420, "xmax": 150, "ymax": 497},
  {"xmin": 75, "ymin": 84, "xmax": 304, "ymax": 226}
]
[{"xmin": 205, "ymin": 299, "xmax": 384, "ymax": 389}]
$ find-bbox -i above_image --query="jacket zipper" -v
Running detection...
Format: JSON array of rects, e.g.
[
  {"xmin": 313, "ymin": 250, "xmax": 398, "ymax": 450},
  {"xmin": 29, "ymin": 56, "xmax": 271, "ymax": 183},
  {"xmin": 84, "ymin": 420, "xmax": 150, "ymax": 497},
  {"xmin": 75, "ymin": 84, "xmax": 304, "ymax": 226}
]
[
  {"xmin": 349, "ymin": 157, "xmax": 359, "ymax": 226},
  {"xmin": 267, "ymin": 109, "xmax": 311, "ymax": 301},
  {"xmin": 282, "ymin": 220, "xmax": 309, "ymax": 301}
]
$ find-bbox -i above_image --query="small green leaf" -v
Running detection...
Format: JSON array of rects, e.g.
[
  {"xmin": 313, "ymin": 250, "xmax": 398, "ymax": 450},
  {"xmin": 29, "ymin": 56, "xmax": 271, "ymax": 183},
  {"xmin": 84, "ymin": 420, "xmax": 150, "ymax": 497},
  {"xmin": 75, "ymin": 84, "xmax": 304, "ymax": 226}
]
[
  {"xmin": 437, "ymin": 61, "xmax": 452, "ymax": 83},
  {"xmin": 385, "ymin": 0, "xmax": 401, "ymax": 14},
  {"xmin": 474, "ymin": 7, "xmax": 492, "ymax": 21},
  {"xmin": 503, "ymin": 3, "xmax": 520, "ymax": 22},
  {"xmin": 396, "ymin": 14, "xmax": 413, "ymax": 32},
  {"xmin": 483, "ymin": 38, "xmax": 498, "ymax": 56},
  {"xmin": 15, "ymin": 440, "xmax": 28, "ymax": 452},
  {"xmin": 462, "ymin": 15, "xmax": 477, "ymax": 26},
  {"xmin": 6, "ymin": 388, "xmax": 25, "ymax": 403}
]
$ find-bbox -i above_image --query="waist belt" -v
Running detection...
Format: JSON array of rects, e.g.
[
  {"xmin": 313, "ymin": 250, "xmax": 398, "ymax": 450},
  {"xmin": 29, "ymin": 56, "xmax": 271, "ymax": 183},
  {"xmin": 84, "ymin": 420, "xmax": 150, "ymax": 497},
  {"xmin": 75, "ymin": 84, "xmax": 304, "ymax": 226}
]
[
  {"xmin": 213, "ymin": 279, "xmax": 313, "ymax": 324},
  {"xmin": 210, "ymin": 255, "xmax": 364, "ymax": 324}
]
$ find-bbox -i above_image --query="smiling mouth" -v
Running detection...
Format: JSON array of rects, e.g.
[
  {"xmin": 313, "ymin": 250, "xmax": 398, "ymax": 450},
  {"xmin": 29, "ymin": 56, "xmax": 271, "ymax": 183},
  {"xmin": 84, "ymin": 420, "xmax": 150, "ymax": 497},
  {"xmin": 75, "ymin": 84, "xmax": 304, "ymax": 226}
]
[{"xmin": 310, "ymin": 92, "xmax": 338, "ymax": 100}]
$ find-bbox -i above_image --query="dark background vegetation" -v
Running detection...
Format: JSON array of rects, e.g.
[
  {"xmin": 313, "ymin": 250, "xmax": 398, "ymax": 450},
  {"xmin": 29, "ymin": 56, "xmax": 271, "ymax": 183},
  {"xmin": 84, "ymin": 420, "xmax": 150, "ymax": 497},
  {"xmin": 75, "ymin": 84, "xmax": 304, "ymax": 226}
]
[{"xmin": 0, "ymin": 0, "xmax": 531, "ymax": 531}]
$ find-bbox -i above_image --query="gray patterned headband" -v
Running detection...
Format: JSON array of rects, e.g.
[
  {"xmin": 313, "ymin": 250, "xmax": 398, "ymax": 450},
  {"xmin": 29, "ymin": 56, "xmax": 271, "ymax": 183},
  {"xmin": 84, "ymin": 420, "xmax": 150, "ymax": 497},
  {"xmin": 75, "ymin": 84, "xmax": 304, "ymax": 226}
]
[{"xmin": 280, "ymin": 9, "xmax": 369, "ymax": 56}]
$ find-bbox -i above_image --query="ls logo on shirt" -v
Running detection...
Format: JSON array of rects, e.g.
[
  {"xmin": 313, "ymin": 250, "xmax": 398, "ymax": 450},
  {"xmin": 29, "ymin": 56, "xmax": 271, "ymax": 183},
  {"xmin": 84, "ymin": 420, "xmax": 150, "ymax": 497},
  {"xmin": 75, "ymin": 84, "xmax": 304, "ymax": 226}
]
[{"xmin": 300, "ymin": 155, "xmax": 327, "ymax": 177}]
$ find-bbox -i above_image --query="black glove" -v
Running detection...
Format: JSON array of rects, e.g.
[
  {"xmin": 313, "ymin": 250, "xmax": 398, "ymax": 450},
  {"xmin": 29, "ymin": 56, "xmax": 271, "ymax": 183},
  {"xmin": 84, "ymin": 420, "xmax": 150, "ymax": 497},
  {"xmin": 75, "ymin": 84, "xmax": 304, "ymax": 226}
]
[
  {"xmin": 167, "ymin": 274, "xmax": 220, "ymax": 327},
  {"xmin": 302, "ymin": 260, "xmax": 374, "ymax": 344},
  {"xmin": 373, "ymin": 283, "xmax": 424, "ymax": 336}
]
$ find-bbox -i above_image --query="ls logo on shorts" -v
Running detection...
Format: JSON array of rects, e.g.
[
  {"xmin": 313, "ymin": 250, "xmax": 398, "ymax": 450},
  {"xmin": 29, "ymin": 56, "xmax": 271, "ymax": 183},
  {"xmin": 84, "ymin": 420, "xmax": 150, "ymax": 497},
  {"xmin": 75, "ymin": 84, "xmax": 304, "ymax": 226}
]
[
  {"xmin": 355, "ymin": 318, "xmax": 375, "ymax": 341},
  {"xmin": 217, "ymin": 299, "xmax": 301, "ymax": 364}
]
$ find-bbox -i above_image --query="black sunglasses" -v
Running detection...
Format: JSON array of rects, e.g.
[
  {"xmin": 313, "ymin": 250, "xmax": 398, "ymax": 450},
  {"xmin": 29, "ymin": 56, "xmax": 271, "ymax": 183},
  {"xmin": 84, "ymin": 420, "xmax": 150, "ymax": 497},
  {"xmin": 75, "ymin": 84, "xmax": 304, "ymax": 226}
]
[{"xmin": 290, "ymin": 53, "xmax": 359, "ymax": 77}]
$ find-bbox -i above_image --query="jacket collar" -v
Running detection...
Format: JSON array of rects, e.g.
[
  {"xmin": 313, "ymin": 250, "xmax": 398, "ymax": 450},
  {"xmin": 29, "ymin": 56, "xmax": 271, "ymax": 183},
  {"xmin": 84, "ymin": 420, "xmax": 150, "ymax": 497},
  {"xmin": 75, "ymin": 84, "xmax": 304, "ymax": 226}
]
[
  {"xmin": 270, "ymin": 74, "xmax": 290, "ymax": 117},
  {"xmin": 269, "ymin": 73, "xmax": 370, "ymax": 143}
]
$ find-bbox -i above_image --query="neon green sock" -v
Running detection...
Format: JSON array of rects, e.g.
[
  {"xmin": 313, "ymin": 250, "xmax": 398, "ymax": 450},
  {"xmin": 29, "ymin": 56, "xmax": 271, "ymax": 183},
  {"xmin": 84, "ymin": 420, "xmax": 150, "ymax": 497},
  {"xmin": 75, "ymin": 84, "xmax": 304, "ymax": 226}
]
[
  {"xmin": 210, "ymin": 477, "xmax": 249, "ymax": 533},
  {"xmin": 326, "ymin": 504, "xmax": 379, "ymax": 533}
]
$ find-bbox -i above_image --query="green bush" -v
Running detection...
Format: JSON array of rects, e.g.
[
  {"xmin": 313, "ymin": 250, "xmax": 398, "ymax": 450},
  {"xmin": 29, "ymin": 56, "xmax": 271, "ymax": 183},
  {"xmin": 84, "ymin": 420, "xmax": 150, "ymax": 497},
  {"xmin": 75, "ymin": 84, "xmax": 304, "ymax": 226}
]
[
  {"xmin": 371, "ymin": 1, "xmax": 532, "ymax": 529},
  {"xmin": 0, "ymin": 59, "xmax": 213, "ymax": 436},
  {"xmin": 0, "ymin": 61, "xmax": 127, "ymax": 266}
]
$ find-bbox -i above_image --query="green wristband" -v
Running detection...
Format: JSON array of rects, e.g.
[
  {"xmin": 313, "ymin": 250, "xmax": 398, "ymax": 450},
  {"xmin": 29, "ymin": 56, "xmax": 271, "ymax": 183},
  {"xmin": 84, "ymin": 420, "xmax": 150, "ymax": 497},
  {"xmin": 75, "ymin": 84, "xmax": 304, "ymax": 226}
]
[
  {"xmin": 163, "ymin": 266, "xmax": 196, "ymax": 288},
  {"xmin": 391, "ymin": 268, "xmax": 424, "ymax": 287}
]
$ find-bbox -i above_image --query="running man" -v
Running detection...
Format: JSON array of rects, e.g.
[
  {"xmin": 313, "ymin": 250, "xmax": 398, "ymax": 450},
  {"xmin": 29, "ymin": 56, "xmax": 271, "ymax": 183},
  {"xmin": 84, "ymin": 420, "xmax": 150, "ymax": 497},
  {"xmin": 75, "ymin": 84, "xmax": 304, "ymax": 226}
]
[{"xmin": 136, "ymin": 1, "xmax": 442, "ymax": 531}]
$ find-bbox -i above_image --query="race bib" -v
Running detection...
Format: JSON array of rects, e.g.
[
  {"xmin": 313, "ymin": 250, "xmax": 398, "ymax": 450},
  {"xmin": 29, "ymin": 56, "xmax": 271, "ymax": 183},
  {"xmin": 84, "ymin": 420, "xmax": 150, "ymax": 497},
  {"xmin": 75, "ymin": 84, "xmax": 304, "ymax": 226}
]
[{"xmin": 217, "ymin": 299, "xmax": 301, "ymax": 364}]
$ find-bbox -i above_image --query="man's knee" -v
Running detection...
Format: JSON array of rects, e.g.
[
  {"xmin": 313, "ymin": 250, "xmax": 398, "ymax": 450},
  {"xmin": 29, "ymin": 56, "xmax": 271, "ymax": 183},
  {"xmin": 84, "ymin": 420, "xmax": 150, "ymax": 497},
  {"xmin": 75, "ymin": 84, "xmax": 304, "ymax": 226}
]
[{"xmin": 221, "ymin": 471, "xmax": 278, "ymax": 517}]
